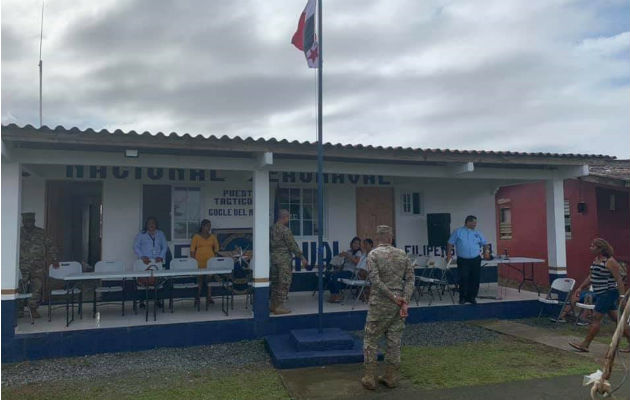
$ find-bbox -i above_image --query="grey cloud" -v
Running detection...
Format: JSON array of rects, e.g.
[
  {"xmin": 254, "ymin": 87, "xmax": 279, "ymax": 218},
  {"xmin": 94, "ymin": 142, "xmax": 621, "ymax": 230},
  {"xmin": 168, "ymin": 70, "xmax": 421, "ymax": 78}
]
[{"xmin": 1, "ymin": 0, "xmax": 628, "ymax": 158}]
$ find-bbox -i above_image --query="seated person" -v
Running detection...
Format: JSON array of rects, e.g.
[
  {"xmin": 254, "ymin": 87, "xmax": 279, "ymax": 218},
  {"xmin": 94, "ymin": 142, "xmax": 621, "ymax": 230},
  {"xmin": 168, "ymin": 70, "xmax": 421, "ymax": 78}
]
[
  {"xmin": 356, "ymin": 238, "xmax": 374, "ymax": 281},
  {"xmin": 328, "ymin": 237, "xmax": 362, "ymax": 303},
  {"xmin": 356, "ymin": 238, "xmax": 374, "ymax": 301}
]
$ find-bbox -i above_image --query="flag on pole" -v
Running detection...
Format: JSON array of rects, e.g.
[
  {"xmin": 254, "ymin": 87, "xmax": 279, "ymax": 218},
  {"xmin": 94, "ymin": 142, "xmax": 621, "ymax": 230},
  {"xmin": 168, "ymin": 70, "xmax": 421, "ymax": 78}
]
[{"xmin": 291, "ymin": 0, "xmax": 319, "ymax": 68}]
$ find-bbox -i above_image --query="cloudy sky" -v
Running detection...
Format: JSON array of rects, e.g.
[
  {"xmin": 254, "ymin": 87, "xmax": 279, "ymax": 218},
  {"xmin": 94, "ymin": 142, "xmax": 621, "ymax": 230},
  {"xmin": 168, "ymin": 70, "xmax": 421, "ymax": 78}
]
[{"xmin": 2, "ymin": 0, "xmax": 629, "ymax": 157}]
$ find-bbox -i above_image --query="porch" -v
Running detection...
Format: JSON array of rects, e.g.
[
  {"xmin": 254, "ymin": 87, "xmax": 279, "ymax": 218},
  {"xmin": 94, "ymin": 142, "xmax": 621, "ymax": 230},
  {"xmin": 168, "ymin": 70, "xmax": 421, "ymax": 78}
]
[{"xmin": 14, "ymin": 284, "xmax": 538, "ymax": 335}]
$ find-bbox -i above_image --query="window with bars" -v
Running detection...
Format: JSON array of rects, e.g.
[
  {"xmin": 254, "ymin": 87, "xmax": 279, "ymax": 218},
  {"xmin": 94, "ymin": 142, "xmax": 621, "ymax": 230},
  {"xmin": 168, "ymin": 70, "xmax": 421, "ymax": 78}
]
[
  {"xmin": 401, "ymin": 192, "xmax": 423, "ymax": 215},
  {"xmin": 173, "ymin": 187, "xmax": 201, "ymax": 240},
  {"xmin": 499, "ymin": 207, "xmax": 512, "ymax": 240},
  {"xmin": 277, "ymin": 187, "xmax": 319, "ymax": 236},
  {"xmin": 564, "ymin": 200, "xmax": 571, "ymax": 239}
]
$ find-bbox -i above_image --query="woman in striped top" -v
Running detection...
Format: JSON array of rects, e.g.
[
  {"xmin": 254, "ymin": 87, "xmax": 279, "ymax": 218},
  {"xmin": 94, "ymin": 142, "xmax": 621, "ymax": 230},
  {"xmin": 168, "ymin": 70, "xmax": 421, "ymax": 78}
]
[{"xmin": 569, "ymin": 238, "xmax": 629, "ymax": 353}]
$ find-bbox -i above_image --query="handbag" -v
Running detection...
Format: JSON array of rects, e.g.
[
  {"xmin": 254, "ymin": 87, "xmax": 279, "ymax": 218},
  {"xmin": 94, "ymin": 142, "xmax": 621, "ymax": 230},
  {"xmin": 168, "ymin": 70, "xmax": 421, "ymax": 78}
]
[{"xmin": 137, "ymin": 264, "xmax": 159, "ymax": 287}]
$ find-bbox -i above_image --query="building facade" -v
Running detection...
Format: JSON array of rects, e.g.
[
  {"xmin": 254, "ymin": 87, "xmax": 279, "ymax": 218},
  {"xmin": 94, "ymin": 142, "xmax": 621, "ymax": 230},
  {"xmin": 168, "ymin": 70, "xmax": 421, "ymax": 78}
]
[
  {"xmin": 1, "ymin": 124, "xmax": 611, "ymax": 361},
  {"xmin": 495, "ymin": 161, "xmax": 630, "ymax": 287}
]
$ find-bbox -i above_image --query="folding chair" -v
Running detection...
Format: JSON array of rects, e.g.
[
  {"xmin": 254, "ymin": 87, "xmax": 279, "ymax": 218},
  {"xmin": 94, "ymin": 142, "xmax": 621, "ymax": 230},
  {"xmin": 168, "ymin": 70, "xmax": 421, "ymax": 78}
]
[
  {"xmin": 224, "ymin": 267, "xmax": 254, "ymax": 310},
  {"xmin": 415, "ymin": 257, "xmax": 454, "ymax": 305},
  {"xmin": 47, "ymin": 261, "xmax": 83, "ymax": 323},
  {"xmin": 537, "ymin": 277, "xmax": 575, "ymax": 322},
  {"xmin": 133, "ymin": 259, "xmax": 165, "ymax": 322},
  {"xmin": 169, "ymin": 257, "xmax": 200, "ymax": 312},
  {"xmin": 410, "ymin": 256, "xmax": 429, "ymax": 305},
  {"xmin": 339, "ymin": 261, "xmax": 370, "ymax": 310},
  {"xmin": 313, "ymin": 255, "xmax": 344, "ymax": 297},
  {"xmin": 206, "ymin": 257, "xmax": 235, "ymax": 315},
  {"xmin": 93, "ymin": 261, "xmax": 125, "ymax": 318},
  {"xmin": 16, "ymin": 269, "xmax": 34, "ymax": 324}
]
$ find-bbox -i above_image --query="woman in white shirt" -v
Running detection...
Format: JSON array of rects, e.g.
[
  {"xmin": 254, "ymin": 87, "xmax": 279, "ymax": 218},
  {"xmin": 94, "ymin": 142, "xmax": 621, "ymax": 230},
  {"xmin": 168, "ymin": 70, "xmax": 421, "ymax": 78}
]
[{"xmin": 328, "ymin": 237, "xmax": 362, "ymax": 303}]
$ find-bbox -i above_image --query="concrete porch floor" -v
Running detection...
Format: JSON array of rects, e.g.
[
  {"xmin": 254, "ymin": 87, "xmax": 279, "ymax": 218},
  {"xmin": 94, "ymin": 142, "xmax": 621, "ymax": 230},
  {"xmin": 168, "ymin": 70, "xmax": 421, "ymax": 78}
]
[{"xmin": 14, "ymin": 283, "xmax": 539, "ymax": 334}]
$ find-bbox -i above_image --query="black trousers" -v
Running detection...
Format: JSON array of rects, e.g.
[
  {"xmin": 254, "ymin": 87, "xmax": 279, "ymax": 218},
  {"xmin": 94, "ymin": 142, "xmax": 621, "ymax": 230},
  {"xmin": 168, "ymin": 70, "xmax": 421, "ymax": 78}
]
[{"xmin": 457, "ymin": 256, "xmax": 481, "ymax": 301}]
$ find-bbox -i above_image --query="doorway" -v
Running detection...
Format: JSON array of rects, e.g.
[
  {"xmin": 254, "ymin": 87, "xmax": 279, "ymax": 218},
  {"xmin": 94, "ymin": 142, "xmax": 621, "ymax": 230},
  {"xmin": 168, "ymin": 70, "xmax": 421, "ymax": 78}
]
[
  {"xmin": 45, "ymin": 181, "xmax": 103, "ymax": 266},
  {"xmin": 356, "ymin": 187, "xmax": 395, "ymax": 243}
]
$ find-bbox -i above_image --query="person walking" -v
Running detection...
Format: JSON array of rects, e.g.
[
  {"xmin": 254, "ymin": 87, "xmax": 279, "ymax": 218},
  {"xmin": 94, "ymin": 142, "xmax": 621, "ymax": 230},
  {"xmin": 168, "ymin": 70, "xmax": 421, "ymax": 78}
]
[
  {"xmin": 361, "ymin": 225, "xmax": 414, "ymax": 390},
  {"xmin": 446, "ymin": 215, "xmax": 489, "ymax": 304},
  {"xmin": 569, "ymin": 238, "xmax": 630, "ymax": 353},
  {"xmin": 269, "ymin": 209, "xmax": 308, "ymax": 315}
]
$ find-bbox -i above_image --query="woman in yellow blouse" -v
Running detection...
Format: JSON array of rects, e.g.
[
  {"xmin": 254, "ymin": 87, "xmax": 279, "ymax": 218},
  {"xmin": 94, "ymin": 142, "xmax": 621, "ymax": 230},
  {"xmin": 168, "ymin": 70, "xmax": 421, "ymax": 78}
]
[{"xmin": 190, "ymin": 219, "xmax": 220, "ymax": 304}]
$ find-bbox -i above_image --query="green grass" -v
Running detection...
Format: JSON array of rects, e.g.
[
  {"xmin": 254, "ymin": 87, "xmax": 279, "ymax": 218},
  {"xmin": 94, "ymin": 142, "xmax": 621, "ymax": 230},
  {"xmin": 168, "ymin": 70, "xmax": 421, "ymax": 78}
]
[
  {"xmin": 401, "ymin": 337, "xmax": 598, "ymax": 390},
  {"xmin": 517, "ymin": 317, "xmax": 619, "ymax": 345},
  {"xmin": 2, "ymin": 367, "xmax": 289, "ymax": 400}
]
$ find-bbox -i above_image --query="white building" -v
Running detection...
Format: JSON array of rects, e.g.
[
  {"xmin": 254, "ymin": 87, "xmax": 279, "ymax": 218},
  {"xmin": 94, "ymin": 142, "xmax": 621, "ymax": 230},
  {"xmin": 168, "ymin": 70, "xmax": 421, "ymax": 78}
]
[{"xmin": 1, "ymin": 124, "xmax": 607, "ymax": 361}]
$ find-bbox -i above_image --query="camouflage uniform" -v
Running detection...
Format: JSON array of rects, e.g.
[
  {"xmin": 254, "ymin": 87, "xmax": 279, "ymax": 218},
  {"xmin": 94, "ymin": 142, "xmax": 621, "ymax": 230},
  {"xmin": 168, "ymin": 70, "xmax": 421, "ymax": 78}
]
[
  {"xmin": 363, "ymin": 242, "xmax": 414, "ymax": 384},
  {"xmin": 19, "ymin": 222, "xmax": 58, "ymax": 311},
  {"xmin": 269, "ymin": 222, "xmax": 303, "ymax": 307}
]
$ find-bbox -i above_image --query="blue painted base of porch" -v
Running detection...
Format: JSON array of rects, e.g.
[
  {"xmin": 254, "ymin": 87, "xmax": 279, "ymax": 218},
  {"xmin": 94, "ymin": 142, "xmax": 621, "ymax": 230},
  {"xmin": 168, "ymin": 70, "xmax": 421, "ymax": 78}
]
[{"xmin": 2, "ymin": 297, "xmax": 541, "ymax": 363}]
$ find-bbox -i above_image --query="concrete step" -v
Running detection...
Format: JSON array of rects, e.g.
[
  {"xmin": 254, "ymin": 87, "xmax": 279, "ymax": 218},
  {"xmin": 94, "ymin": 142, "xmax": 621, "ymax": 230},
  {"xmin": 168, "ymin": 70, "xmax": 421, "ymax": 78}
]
[
  {"xmin": 266, "ymin": 330, "xmax": 365, "ymax": 369},
  {"xmin": 290, "ymin": 328, "xmax": 356, "ymax": 352}
]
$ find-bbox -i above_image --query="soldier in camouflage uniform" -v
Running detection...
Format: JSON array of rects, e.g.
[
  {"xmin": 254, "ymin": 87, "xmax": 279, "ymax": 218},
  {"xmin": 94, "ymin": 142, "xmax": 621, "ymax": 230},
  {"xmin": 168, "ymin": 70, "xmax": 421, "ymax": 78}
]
[
  {"xmin": 19, "ymin": 212, "xmax": 59, "ymax": 318},
  {"xmin": 362, "ymin": 225, "xmax": 414, "ymax": 390},
  {"xmin": 269, "ymin": 209, "xmax": 308, "ymax": 315}
]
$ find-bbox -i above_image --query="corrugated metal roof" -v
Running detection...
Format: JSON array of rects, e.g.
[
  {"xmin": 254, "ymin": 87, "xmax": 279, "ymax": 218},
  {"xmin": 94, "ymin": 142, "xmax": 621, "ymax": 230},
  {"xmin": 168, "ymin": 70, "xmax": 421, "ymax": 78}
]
[
  {"xmin": 589, "ymin": 160, "xmax": 630, "ymax": 182},
  {"xmin": 1, "ymin": 124, "xmax": 615, "ymax": 165}
]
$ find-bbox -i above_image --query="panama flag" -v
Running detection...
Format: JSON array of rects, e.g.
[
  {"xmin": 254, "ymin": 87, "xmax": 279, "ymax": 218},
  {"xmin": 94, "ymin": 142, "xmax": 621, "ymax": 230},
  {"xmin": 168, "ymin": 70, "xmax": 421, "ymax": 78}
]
[{"xmin": 291, "ymin": 0, "xmax": 319, "ymax": 68}]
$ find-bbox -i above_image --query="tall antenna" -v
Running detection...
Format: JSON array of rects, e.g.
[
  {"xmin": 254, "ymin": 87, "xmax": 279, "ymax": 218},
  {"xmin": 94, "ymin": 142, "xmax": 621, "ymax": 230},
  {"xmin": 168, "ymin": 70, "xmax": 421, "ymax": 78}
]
[{"xmin": 38, "ymin": 0, "xmax": 44, "ymax": 127}]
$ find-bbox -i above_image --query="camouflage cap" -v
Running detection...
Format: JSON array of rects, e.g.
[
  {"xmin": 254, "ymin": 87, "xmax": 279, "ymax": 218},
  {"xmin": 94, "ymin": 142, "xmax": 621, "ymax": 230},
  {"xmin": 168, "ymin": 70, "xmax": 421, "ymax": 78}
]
[
  {"xmin": 376, "ymin": 225, "xmax": 392, "ymax": 235},
  {"xmin": 21, "ymin": 212, "xmax": 35, "ymax": 220}
]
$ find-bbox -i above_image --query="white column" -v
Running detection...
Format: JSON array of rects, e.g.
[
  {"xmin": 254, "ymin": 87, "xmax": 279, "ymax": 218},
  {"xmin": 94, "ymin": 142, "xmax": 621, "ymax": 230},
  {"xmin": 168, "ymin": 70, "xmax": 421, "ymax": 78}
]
[
  {"xmin": 545, "ymin": 178, "xmax": 567, "ymax": 278},
  {"xmin": 252, "ymin": 169, "xmax": 270, "ymax": 287},
  {"xmin": 2, "ymin": 160, "xmax": 22, "ymax": 298}
]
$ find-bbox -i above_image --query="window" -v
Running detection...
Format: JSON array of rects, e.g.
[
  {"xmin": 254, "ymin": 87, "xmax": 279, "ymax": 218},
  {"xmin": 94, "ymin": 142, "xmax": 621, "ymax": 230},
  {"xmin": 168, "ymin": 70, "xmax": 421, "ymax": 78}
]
[
  {"xmin": 402, "ymin": 192, "xmax": 422, "ymax": 215},
  {"xmin": 564, "ymin": 200, "xmax": 571, "ymax": 240},
  {"xmin": 278, "ymin": 188, "xmax": 319, "ymax": 236},
  {"xmin": 499, "ymin": 207, "xmax": 512, "ymax": 240},
  {"xmin": 172, "ymin": 187, "xmax": 201, "ymax": 240}
]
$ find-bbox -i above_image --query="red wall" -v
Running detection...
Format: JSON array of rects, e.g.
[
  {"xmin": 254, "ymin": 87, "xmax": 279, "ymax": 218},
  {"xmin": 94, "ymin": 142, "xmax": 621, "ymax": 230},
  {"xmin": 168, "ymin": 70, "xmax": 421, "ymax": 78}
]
[
  {"xmin": 495, "ymin": 180, "xmax": 630, "ymax": 288},
  {"xmin": 564, "ymin": 180, "xmax": 599, "ymax": 286},
  {"xmin": 495, "ymin": 182, "xmax": 549, "ymax": 286},
  {"xmin": 596, "ymin": 187, "xmax": 630, "ymax": 263}
]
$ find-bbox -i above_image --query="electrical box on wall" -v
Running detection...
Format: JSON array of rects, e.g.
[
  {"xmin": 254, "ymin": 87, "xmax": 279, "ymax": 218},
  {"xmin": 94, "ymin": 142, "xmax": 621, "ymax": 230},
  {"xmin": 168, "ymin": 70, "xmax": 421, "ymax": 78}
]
[{"xmin": 577, "ymin": 202, "xmax": 587, "ymax": 214}]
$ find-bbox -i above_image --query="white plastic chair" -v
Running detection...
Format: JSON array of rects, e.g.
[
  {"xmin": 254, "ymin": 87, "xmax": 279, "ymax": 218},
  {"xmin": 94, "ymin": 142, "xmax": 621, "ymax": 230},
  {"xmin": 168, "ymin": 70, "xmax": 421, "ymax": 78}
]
[
  {"xmin": 537, "ymin": 277, "xmax": 575, "ymax": 322},
  {"xmin": 133, "ymin": 258, "xmax": 165, "ymax": 321},
  {"xmin": 339, "ymin": 272, "xmax": 370, "ymax": 310},
  {"xmin": 93, "ymin": 261, "xmax": 125, "ymax": 318},
  {"xmin": 338, "ymin": 255, "xmax": 370, "ymax": 310},
  {"xmin": 206, "ymin": 257, "xmax": 234, "ymax": 315},
  {"xmin": 169, "ymin": 258, "xmax": 200, "ymax": 312},
  {"xmin": 47, "ymin": 261, "xmax": 83, "ymax": 323},
  {"xmin": 16, "ymin": 269, "xmax": 34, "ymax": 324}
]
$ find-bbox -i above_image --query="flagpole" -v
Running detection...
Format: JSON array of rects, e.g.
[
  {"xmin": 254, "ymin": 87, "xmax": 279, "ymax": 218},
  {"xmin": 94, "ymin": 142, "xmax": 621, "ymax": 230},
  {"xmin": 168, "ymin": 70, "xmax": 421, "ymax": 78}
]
[
  {"xmin": 39, "ymin": 0, "xmax": 45, "ymax": 127},
  {"xmin": 316, "ymin": 0, "xmax": 324, "ymax": 334}
]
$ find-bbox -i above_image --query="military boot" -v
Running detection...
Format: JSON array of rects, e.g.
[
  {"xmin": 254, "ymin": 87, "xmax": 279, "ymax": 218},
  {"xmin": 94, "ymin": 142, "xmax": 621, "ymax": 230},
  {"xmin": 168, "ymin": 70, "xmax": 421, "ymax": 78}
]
[
  {"xmin": 378, "ymin": 364, "xmax": 400, "ymax": 388},
  {"xmin": 361, "ymin": 364, "xmax": 377, "ymax": 390},
  {"xmin": 273, "ymin": 303, "xmax": 291, "ymax": 315}
]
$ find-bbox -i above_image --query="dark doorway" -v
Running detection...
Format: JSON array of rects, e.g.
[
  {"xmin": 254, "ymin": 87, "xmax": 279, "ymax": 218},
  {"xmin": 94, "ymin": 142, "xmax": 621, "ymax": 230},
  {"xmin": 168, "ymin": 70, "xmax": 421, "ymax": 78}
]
[
  {"xmin": 427, "ymin": 213, "xmax": 451, "ymax": 247},
  {"xmin": 45, "ymin": 181, "xmax": 103, "ymax": 266},
  {"xmin": 142, "ymin": 185, "xmax": 172, "ymax": 241}
]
